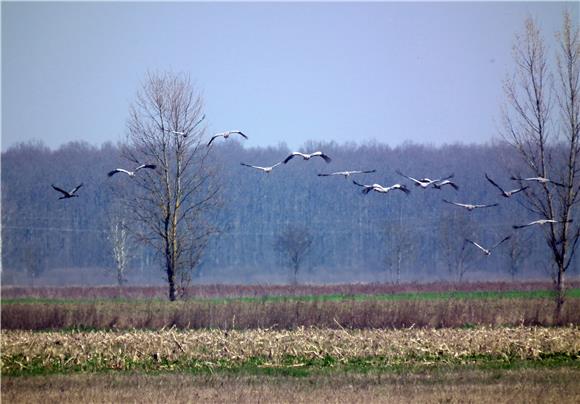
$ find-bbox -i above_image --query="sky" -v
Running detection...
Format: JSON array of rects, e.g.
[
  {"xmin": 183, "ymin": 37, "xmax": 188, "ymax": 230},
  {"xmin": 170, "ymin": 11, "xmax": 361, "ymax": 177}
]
[{"xmin": 2, "ymin": 1, "xmax": 578, "ymax": 152}]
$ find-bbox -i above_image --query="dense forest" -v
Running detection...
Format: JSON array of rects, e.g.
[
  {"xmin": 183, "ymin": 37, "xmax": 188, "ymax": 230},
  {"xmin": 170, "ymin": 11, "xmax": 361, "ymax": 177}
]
[{"xmin": 1, "ymin": 139, "xmax": 573, "ymax": 285}]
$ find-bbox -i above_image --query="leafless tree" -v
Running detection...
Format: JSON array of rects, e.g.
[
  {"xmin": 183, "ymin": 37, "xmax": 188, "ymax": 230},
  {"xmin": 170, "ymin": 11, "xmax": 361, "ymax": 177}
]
[
  {"xmin": 501, "ymin": 13, "xmax": 579, "ymax": 320},
  {"xmin": 504, "ymin": 232, "xmax": 529, "ymax": 281},
  {"xmin": 383, "ymin": 216, "xmax": 414, "ymax": 285},
  {"xmin": 121, "ymin": 71, "xmax": 219, "ymax": 301},
  {"xmin": 23, "ymin": 242, "xmax": 44, "ymax": 287},
  {"xmin": 438, "ymin": 211, "xmax": 477, "ymax": 282},
  {"xmin": 275, "ymin": 224, "xmax": 313, "ymax": 285},
  {"xmin": 106, "ymin": 211, "xmax": 131, "ymax": 287}
]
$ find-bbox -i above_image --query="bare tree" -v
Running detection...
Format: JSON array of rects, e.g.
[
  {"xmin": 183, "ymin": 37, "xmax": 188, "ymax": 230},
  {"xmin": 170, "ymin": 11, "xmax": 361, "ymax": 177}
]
[
  {"xmin": 23, "ymin": 242, "xmax": 44, "ymax": 287},
  {"xmin": 501, "ymin": 13, "xmax": 579, "ymax": 320},
  {"xmin": 383, "ymin": 218, "xmax": 414, "ymax": 285},
  {"xmin": 438, "ymin": 211, "xmax": 477, "ymax": 282},
  {"xmin": 275, "ymin": 224, "xmax": 313, "ymax": 285},
  {"xmin": 122, "ymin": 71, "xmax": 218, "ymax": 301},
  {"xmin": 107, "ymin": 212, "xmax": 131, "ymax": 287},
  {"xmin": 504, "ymin": 232, "xmax": 529, "ymax": 281}
]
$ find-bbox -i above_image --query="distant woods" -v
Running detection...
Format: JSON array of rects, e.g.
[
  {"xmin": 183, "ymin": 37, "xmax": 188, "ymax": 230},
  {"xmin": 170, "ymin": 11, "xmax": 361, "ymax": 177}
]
[{"xmin": 1, "ymin": 139, "xmax": 569, "ymax": 285}]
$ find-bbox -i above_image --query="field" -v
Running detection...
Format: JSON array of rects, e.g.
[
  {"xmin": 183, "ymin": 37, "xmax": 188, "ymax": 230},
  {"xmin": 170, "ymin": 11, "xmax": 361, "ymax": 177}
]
[{"xmin": 2, "ymin": 282, "xmax": 580, "ymax": 402}]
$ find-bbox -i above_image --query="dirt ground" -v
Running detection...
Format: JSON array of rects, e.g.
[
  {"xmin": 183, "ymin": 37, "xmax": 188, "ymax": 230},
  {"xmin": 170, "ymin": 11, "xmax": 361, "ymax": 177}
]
[{"xmin": 3, "ymin": 367, "xmax": 580, "ymax": 404}]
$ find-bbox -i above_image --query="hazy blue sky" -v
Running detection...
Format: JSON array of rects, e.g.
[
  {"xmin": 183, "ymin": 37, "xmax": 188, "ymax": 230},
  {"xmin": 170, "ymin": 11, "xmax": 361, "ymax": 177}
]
[{"xmin": 2, "ymin": 2, "xmax": 577, "ymax": 151}]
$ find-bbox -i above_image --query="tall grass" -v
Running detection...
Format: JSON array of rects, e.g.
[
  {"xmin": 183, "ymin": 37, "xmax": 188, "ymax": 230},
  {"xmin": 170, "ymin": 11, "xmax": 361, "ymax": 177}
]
[
  {"xmin": 2, "ymin": 298, "xmax": 578, "ymax": 330},
  {"xmin": 3, "ymin": 281, "xmax": 578, "ymax": 300}
]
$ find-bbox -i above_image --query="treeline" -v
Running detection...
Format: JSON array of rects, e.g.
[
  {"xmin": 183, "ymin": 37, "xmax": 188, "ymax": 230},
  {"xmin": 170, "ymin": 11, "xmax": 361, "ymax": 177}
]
[{"xmin": 1, "ymin": 139, "xmax": 569, "ymax": 285}]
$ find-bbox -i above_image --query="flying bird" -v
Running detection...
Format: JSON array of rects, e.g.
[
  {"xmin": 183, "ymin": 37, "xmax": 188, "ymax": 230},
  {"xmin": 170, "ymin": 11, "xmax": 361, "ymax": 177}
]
[
  {"xmin": 442, "ymin": 199, "xmax": 499, "ymax": 211},
  {"xmin": 283, "ymin": 151, "xmax": 332, "ymax": 164},
  {"xmin": 108, "ymin": 164, "xmax": 157, "ymax": 177},
  {"xmin": 396, "ymin": 170, "xmax": 454, "ymax": 189},
  {"xmin": 240, "ymin": 162, "xmax": 282, "ymax": 174},
  {"xmin": 207, "ymin": 130, "xmax": 248, "ymax": 146},
  {"xmin": 513, "ymin": 219, "xmax": 573, "ymax": 229},
  {"xmin": 465, "ymin": 236, "xmax": 511, "ymax": 256},
  {"xmin": 485, "ymin": 173, "xmax": 528, "ymax": 197},
  {"xmin": 510, "ymin": 176, "xmax": 565, "ymax": 187},
  {"xmin": 318, "ymin": 169, "xmax": 376, "ymax": 178},
  {"xmin": 51, "ymin": 183, "xmax": 83, "ymax": 199},
  {"xmin": 353, "ymin": 180, "xmax": 410, "ymax": 195},
  {"xmin": 163, "ymin": 114, "xmax": 206, "ymax": 137},
  {"xmin": 432, "ymin": 180, "xmax": 459, "ymax": 190}
]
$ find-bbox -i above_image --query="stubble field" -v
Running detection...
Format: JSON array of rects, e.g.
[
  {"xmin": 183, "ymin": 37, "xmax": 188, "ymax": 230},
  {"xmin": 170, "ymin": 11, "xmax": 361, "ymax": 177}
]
[{"xmin": 2, "ymin": 282, "xmax": 580, "ymax": 403}]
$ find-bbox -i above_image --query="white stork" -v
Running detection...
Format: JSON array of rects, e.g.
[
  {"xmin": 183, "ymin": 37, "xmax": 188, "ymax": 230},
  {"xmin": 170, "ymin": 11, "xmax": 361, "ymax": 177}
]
[
  {"xmin": 207, "ymin": 130, "xmax": 248, "ymax": 146},
  {"xmin": 283, "ymin": 151, "xmax": 332, "ymax": 164},
  {"xmin": 353, "ymin": 180, "xmax": 410, "ymax": 195},
  {"xmin": 51, "ymin": 184, "xmax": 83, "ymax": 199},
  {"xmin": 485, "ymin": 174, "xmax": 528, "ymax": 197},
  {"xmin": 108, "ymin": 164, "xmax": 157, "ymax": 177},
  {"xmin": 513, "ymin": 219, "xmax": 573, "ymax": 229},
  {"xmin": 465, "ymin": 236, "xmax": 511, "ymax": 256},
  {"xmin": 510, "ymin": 176, "xmax": 565, "ymax": 187},
  {"xmin": 443, "ymin": 199, "xmax": 498, "ymax": 211},
  {"xmin": 318, "ymin": 169, "xmax": 376, "ymax": 179},
  {"xmin": 240, "ymin": 162, "xmax": 282, "ymax": 174}
]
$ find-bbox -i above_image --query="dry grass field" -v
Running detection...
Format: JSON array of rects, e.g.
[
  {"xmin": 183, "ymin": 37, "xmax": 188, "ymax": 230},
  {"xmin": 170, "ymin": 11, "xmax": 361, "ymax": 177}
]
[
  {"xmin": 2, "ymin": 327, "xmax": 579, "ymax": 375},
  {"xmin": 2, "ymin": 283, "xmax": 579, "ymax": 402},
  {"xmin": 3, "ymin": 368, "xmax": 580, "ymax": 403}
]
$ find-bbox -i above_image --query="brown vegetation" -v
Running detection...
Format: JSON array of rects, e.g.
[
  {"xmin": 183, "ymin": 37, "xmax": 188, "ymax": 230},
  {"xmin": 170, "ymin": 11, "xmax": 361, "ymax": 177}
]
[
  {"xmin": 2, "ymin": 327, "xmax": 579, "ymax": 375},
  {"xmin": 3, "ymin": 368, "xmax": 580, "ymax": 404},
  {"xmin": 2, "ymin": 298, "xmax": 580, "ymax": 331},
  {"xmin": 3, "ymin": 281, "xmax": 577, "ymax": 300}
]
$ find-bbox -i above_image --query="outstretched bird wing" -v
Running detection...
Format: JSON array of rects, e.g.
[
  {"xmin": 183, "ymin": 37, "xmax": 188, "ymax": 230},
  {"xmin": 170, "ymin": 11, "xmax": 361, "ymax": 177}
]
[
  {"xmin": 135, "ymin": 164, "xmax": 157, "ymax": 172},
  {"xmin": 70, "ymin": 183, "xmax": 83, "ymax": 195},
  {"xmin": 310, "ymin": 151, "xmax": 332, "ymax": 163},
  {"xmin": 396, "ymin": 170, "xmax": 421, "ymax": 185},
  {"xmin": 485, "ymin": 173, "xmax": 506, "ymax": 194},
  {"xmin": 51, "ymin": 185, "xmax": 69, "ymax": 196},
  {"xmin": 465, "ymin": 239, "xmax": 487, "ymax": 253},
  {"xmin": 108, "ymin": 168, "xmax": 131, "ymax": 177},
  {"xmin": 491, "ymin": 236, "xmax": 511, "ymax": 250},
  {"xmin": 283, "ymin": 152, "xmax": 305, "ymax": 164},
  {"xmin": 207, "ymin": 134, "xmax": 223, "ymax": 147}
]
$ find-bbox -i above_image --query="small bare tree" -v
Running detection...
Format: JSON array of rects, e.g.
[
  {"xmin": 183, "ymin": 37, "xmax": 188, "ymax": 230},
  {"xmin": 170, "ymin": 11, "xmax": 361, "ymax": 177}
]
[
  {"xmin": 107, "ymin": 213, "xmax": 131, "ymax": 287},
  {"xmin": 122, "ymin": 71, "xmax": 219, "ymax": 301},
  {"xmin": 275, "ymin": 224, "xmax": 313, "ymax": 285},
  {"xmin": 501, "ymin": 13, "xmax": 579, "ymax": 320},
  {"xmin": 439, "ymin": 211, "xmax": 477, "ymax": 282},
  {"xmin": 504, "ymin": 232, "xmax": 529, "ymax": 281},
  {"xmin": 383, "ymin": 220, "xmax": 414, "ymax": 284}
]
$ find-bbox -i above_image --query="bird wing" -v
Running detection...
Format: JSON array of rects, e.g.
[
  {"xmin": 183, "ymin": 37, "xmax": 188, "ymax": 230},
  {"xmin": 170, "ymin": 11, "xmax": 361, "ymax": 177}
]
[
  {"xmin": 240, "ymin": 163, "xmax": 263, "ymax": 170},
  {"xmin": 283, "ymin": 152, "xmax": 303, "ymax": 164},
  {"xmin": 465, "ymin": 239, "xmax": 487, "ymax": 253},
  {"xmin": 491, "ymin": 236, "xmax": 511, "ymax": 250},
  {"xmin": 234, "ymin": 131, "xmax": 249, "ymax": 139},
  {"xmin": 485, "ymin": 173, "xmax": 505, "ymax": 193},
  {"xmin": 70, "ymin": 183, "xmax": 83, "ymax": 194},
  {"xmin": 207, "ymin": 134, "xmax": 222, "ymax": 146},
  {"xmin": 391, "ymin": 184, "xmax": 410, "ymax": 194},
  {"xmin": 135, "ymin": 164, "xmax": 157, "ymax": 172},
  {"xmin": 108, "ymin": 168, "xmax": 131, "ymax": 177},
  {"xmin": 318, "ymin": 153, "xmax": 332, "ymax": 163},
  {"xmin": 443, "ymin": 199, "xmax": 463, "ymax": 207},
  {"xmin": 270, "ymin": 162, "xmax": 282, "ymax": 169},
  {"xmin": 477, "ymin": 203, "xmax": 499, "ymax": 209},
  {"xmin": 396, "ymin": 170, "xmax": 421, "ymax": 184},
  {"xmin": 352, "ymin": 180, "xmax": 367, "ymax": 187},
  {"xmin": 51, "ymin": 185, "xmax": 69, "ymax": 196},
  {"xmin": 360, "ymin": 169, "xmax": 377, "ymax": 174},
  {"xmin": 508, "ymin": 186, "xmax": 528, "ymax": 195},
  {"xmin": 317, "ymin": 173, "xmax": 332, "ymax": 176},
  {"xmin": 550, "ymin": 180, "xmax": 566, "ymax": 187}
]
